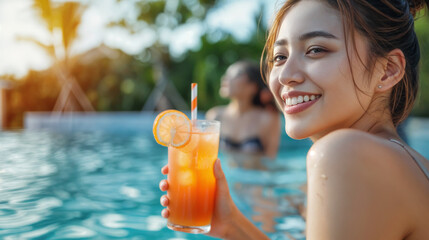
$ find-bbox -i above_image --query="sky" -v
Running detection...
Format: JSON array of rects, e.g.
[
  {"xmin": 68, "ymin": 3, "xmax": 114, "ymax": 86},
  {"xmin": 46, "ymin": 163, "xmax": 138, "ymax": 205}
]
[{"xmin": 0, "ymin": 0, "xmax": 281, "ymax": 78}]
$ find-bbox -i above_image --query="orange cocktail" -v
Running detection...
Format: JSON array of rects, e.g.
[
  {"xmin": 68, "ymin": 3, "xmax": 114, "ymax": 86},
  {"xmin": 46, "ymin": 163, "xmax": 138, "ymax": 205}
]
[{"xmin": 167, "ymin": 120, "xmax": 220, "ymax": 233}]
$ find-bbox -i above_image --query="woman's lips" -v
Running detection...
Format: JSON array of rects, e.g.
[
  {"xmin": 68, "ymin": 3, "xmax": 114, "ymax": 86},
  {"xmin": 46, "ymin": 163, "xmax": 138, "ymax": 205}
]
[{"xmin": 283, "ymin": 95, "xmax": 321, "ymax": 114}]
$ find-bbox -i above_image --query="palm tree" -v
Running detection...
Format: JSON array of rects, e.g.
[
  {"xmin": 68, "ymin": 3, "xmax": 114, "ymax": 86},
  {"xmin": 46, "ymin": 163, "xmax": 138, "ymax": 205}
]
[{"xmin": 30, "ymin": 0, "xmax": 94, "ymax": 113}]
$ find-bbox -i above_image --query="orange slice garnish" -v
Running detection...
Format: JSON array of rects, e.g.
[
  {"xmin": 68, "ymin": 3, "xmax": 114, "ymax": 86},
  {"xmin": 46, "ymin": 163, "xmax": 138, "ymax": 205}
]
[{"xmin": 153, "ymin": 110, "xmax": 191, "ymax": 147}]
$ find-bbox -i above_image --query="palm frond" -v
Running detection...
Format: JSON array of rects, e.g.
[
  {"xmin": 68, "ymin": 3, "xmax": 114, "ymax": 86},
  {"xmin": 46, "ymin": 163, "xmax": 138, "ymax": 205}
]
[
  {"xmin": 15, "ymin": 35, "xmax": 55, "ymax": 57},
  {"xmin": 60, "ymin": 2, "xmax": 87, "ymax": 54},
  {"xmin": 32, "ymin": 0, "xmax": 54, "ymax": 32}
]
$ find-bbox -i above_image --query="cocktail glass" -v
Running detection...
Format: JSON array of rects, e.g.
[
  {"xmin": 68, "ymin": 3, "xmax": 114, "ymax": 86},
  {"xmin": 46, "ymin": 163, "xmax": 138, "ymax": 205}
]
[{"xmin": 167, "ymin": 120, "xmax": 220, "ymax": 234}]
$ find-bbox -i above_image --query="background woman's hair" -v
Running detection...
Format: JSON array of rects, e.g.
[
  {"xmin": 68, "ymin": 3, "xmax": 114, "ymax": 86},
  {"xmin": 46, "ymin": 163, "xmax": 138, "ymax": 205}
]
[
  {"xmin": 236, "ymin": 60, "xmax": 278, "ymax": 111},
  {"xmin": 262, "ymin": 0, "xmax": 428, "ymax": 126}
]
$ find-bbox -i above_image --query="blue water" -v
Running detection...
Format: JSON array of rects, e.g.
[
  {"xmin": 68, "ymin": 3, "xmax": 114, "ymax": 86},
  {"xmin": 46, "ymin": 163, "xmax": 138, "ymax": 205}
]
[
  {"xmin": 0, "ymin": 131, "xmax": 170, "ymax": 239},
  {"xmin": 0, "ymin": 128, "xmax": 310, "ymax": 240},
  {"xmin": 1, "ymin": 116, "xmax": 428, "ymax": 240}
]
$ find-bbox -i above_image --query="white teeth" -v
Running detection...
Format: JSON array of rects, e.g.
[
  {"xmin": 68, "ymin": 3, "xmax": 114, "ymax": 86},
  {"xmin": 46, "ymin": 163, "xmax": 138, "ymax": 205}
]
[
  {"xmin": 304, "ymin": 95, "xmax": 310, "ymax": 102},
  {"xmin": 285, "ymin": 95, "xmax": 318, "ymax": 106}
]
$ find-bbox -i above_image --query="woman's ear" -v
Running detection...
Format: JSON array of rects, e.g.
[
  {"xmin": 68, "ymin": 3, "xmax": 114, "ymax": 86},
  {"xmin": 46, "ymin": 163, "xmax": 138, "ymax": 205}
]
[{"xmin": 376, "ymin": 49, "xmax": 406, "ymax": 92}]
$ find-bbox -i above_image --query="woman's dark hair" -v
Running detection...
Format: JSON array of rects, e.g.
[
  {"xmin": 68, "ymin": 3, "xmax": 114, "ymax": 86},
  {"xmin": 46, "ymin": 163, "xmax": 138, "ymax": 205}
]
[
  {"xmin": 236, "ymin": 60, "xmax": 277, "ymax": 110},
  {"xmin": 262, "ymin": 0, "xmax": 428, "ymax": 126}
]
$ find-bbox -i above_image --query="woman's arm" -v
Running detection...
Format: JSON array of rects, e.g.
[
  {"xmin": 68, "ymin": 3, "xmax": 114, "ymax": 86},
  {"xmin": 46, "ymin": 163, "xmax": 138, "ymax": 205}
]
[
  {"xmin": 262, "ymin": 112, "xmax": 281, "ymax": 159},
  {"xmin": 223, "ymin": 209, "xmax": 270, "ymax": 240}
]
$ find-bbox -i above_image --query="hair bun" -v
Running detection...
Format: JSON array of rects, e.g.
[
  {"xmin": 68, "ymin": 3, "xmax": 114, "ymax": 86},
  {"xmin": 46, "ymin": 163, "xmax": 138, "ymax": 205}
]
[{"xmin": 407, "ymin": 0, "xmax": 429, "ymax": 16}]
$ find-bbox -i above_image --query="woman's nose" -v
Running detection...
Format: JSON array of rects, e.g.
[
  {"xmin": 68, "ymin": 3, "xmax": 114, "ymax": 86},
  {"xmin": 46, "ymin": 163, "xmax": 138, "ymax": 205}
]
[{"xmin": 278, "ymin": 56, "xmax": 304, "ymax": 86}]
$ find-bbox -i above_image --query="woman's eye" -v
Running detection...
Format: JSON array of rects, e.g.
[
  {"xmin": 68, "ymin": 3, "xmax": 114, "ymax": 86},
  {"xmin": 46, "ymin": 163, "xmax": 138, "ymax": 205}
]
[
  {"xmin": 307, "ymin": 47, "xmax": 327, "ymax": 56},
  {"xmin": 274, "ymin": 55, "xmax": 287, "ymax": 64}
]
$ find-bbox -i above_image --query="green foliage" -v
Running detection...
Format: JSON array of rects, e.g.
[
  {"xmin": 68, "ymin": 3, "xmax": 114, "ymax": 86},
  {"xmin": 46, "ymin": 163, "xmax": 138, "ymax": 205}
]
[
  {"xmin": 115, "ymin": 0, "xmax": 215, "ymax": 31},
  {"xmin": 169, "ymin": 27, "xmax": 267, "ymax": 111},
  {"xmin": 414, "ymin": 13, "xmax": 429, "ymax": 117},
  {"xmin": 68, "ymin": 48, "xmax": 155, "ymax": 111},
  {"xmin": 136, "ymin": 1, "xmax": 166, "ymax": 24}
]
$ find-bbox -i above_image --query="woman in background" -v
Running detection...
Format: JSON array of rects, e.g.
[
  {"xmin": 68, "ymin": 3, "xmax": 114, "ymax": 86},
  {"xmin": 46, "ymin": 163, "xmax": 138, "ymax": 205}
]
[{"xmin": 206, "ymin": 60, "xmax": 281, "ymax": 169}]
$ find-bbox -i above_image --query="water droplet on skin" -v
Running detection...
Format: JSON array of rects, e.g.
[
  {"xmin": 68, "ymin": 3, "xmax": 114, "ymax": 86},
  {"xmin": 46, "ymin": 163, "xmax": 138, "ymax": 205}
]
[{"xmin": 321, "ymin": 174, "xmax": 327, "ymax": 180}]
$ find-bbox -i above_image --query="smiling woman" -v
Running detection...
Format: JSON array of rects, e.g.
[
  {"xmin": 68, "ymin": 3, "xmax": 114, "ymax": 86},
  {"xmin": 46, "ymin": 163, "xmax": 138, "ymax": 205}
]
[
  {"xmin": 157, "ymin": 0, "xmax": 429, "ymax": 239},
  {"xmin": 264, "ymin": 0, "xmax": 429, "ymax": 239},
  {"xmin": 267, "ymin": 1, "xmax": 377, "ymax": 140}
]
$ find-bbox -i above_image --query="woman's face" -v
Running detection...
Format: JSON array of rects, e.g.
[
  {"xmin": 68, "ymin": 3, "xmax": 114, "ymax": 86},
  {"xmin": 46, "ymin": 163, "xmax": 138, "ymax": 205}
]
[
  {"xmin": 220, "ymin": 64, "xmax": 255, "ymax": 99},
  {"xmin": 269, "ymin": 0, "xmax": 383, "ymax": 140}
]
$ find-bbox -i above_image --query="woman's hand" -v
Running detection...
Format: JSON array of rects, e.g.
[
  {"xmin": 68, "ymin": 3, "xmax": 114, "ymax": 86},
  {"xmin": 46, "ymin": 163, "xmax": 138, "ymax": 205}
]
[
  {"xmin": 158, "ymin": 165, "xmax": 170, "ymax": 219},
  {"xmin": 159, "ymin": 159, "xmax": 239, "ymax": 239}
]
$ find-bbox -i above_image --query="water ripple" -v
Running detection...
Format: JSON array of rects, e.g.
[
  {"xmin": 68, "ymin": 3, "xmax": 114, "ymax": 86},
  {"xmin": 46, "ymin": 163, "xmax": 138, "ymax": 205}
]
[
  {"xmin": 0, "ymin": 208, "xmax": 16, "ymax": 216},
  {"xmin": 0, "ymin": 130, "xmax": 313, "ymax": 239},
  {"xmin": 51, "ymin": 225, "xmax": 96, "ymax": 239}
]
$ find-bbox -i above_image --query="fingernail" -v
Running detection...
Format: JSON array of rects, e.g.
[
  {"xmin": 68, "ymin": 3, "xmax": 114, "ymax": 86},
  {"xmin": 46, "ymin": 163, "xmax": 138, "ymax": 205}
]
[
  {"xmin": 161, "ymin": 197, "xmax": 167, "ymax": 206},
  {"xmin": 162, "ymin": 209, "xmax": 169, "ymax": 218},
  {"xmin": 215, "ymin": 159, "xmax": 221, "ymax": 169},
  {"xmin": 159, "ymin": 180, "xmax": 166, "ymax": 190}
]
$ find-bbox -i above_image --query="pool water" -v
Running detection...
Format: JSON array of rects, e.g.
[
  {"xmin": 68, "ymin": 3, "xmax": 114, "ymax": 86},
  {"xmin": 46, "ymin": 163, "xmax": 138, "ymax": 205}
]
[
  {"xmin": 1, "ymin": 116, "xmax": 428, "ymax": 240},
  {"xmin": 0, "ymin": 129, "xmax": 310, "ymax": 240},
  {"xmin": 1, "ymin": 131, "xmax": 173, "ymax": 239}
]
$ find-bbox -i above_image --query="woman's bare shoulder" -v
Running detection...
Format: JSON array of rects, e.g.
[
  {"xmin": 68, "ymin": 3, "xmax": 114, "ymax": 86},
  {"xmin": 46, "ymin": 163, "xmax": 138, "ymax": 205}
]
[
  {"xmin": 206, "ymin": 106, "xmax": 226, "ymax": 121},
  {"xmin": 308, "ymin": 129, "xmax": 398, "ymax": 165},
  {"xmin": 306, "ymin": 129, "xmax": 420, "ymax": 239},
  {"xmin": 307, "ymin": 128, "xmax": 414, "ymax": 182}
]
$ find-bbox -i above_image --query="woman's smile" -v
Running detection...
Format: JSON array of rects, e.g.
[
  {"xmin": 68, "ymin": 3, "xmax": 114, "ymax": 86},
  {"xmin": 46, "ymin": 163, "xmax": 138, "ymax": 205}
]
[{"xmin": 281, "ymin": 91, "xmax": 322, "ymax": 114}]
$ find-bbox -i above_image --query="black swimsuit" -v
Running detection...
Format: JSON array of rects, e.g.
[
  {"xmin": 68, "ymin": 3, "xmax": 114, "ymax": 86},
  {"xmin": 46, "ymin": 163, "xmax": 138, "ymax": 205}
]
[
  {"xmin": 220, "ymin": 137, "xmax": 264, "ymax": 154},
  {"xmin": 215, "ymin": 108, "xmax": 265, "ymax": 155}
]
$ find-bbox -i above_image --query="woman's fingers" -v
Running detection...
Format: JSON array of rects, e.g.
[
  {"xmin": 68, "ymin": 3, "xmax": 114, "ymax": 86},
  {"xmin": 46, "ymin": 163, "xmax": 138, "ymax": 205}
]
[
  {"xmin": 213, "ymin": 159, "xmax": 229, "ymax": 195},
  {"xmin": 159, "ymin": 179, "xmax": 169, "ymax": 191},
  {"xmin": 160, "ymin": 165, "xmax": 170, "ymax": 219},
  {"xmin": 161, "ymin": 208, "xmax": 170, "ymax": 218},
  {"xmin": 160, "ymin": 195, "xmax": 169, "ymax": 207},
  {"xmin": 161, "ymin": 165, "xmax": 169, "ymax": 175}
]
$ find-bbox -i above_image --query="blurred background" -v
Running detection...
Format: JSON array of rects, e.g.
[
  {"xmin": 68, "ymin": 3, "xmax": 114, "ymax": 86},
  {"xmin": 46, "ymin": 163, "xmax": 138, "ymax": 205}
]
[
  {"xmin": 0, "ymin": 1, "xmax": 428, "ymax": 240},
  {"xmin": 0, "ymin": 0, "xmax": 281, "ymax": 128},
  {"xmin": 1, "ymin": 0, "xmax": 427, "ymax": 129}
]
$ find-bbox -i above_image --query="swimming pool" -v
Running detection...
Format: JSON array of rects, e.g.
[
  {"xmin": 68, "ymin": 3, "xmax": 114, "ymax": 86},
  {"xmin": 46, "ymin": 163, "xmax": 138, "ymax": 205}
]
[{"xmin": 1, "ymin": 115, "xmax": 428, "ymax": 240}]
